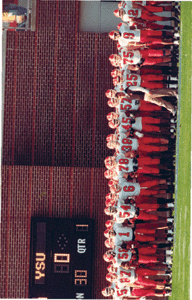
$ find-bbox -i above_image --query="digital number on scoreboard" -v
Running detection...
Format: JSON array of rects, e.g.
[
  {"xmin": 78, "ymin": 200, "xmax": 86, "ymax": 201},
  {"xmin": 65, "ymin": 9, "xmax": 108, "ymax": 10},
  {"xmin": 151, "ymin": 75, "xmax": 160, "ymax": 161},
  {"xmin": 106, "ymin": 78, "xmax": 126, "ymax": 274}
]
[{"xmin": 29, "ymin": 217, "xmax": 94, "ymax": 299}]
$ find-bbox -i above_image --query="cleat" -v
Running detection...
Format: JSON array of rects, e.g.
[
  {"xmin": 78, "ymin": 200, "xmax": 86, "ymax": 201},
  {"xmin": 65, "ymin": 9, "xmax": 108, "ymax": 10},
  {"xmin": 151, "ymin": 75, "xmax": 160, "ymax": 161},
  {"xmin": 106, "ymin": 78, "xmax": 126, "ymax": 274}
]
[
  {"xmin": 168, "ymin": 237, "xmax": 173, "ymax": 242},
  {"xmin": 165, "ymin": 292, "xmax": 172, "ymax": 297},
  {"xmin": 166, "ymin": 255, "xmax": 173, "ymax": 264},
  {"xmin": 174, "ymin": 40, "xmax": 179, "ymax": 45},
  {"xmin": 167, "ymin": 218, "xmax": 174, "ymax": 223},
  {"xmin": 172, "ymin": 107, "xmax": 177, "ymax": 116},
  {"xmin": 166, "ymin": 270, "xmax": 172, "ymax": 277},
  {"xmin": 167, "ymin": 202, "xmax": 174, "ymax": 208},
  {"xmin": 174, "ymin": 32, "xmax": 180, "ymax": 38}
]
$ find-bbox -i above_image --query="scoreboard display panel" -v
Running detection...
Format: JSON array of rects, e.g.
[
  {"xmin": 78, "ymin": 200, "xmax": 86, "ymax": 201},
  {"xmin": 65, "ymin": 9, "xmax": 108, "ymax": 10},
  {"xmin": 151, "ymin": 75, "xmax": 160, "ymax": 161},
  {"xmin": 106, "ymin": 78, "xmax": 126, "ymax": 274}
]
[{"xmin": 29, "ymin": 217, "xmax": 94, "ymax": 299}]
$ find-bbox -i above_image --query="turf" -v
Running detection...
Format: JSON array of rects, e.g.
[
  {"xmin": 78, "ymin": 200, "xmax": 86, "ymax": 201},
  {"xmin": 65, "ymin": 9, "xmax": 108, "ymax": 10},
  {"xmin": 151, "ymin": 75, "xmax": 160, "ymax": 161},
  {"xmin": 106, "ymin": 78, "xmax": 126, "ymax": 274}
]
[{"xmin": 169, "ymin": 2, "xmax": 191, "ymax": 300}]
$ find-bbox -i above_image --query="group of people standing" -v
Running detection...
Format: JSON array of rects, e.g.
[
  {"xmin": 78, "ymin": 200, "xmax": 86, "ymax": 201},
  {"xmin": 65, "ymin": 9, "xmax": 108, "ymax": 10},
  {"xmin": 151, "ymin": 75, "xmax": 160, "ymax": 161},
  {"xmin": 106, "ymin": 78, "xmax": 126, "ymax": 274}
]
[{"xmin": 102, "ymin": 1, "xmax": 180, "ymax": 299}]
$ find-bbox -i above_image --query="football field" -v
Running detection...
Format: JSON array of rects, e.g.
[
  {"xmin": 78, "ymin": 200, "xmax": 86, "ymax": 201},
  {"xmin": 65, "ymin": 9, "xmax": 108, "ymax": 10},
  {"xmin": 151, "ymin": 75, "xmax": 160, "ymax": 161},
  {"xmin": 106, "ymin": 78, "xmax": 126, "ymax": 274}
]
[{"xmin": 170, "ymin": 2, "xmax": 191, "ymax": 300}]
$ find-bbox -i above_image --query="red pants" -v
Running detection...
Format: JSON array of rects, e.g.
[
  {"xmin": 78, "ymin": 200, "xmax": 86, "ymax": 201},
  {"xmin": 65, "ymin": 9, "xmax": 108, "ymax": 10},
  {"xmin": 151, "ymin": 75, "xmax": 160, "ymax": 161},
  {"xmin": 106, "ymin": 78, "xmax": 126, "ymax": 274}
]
[
  {"xmin": 137, "ymin": 203, "xmax": 160, "ymax": 210},
  {"xmin": 137, "ymin": 268, "xmax": 159, "ymax": 276},
  {"xmin": 139, "ymin": 101, "xmax": 162, "ymax": 111},
  {"xmin": 136, "ymin": 222, "xmax": 160, "ymax": 230},
  {"xmin": 140, "ymin": 32, "xmax": 163, "ymax": 44},
  {"xmin": 141, "ymin": 11, "xmax": 167, "ymax": 22},
  {"xmin": 141, "ymin": 49, "xmax": 165, "ymax": 58},
  {"xmin": 138, "ymin": 157, "xmax": 160, "ymax": 166},
  {"xmin": 135, "ymin": 196, "xmax": 159, "ymax": 205},
  {"xmin": 141, "ymin": 74, "xmax": 166, "ymax": 89},
  {"xmin": 136, "ymin": 227, "xmax": 156, "ymax": 234},
  {"xmin": 137, "ymin": 210, "xmax": 158, "ymax": 221},
  {"xmin": 138, "ymin": 137, "xmax": 166, "ymax": 152},
  {"xmin": 138, "ymin": 247, "xmax": 157, "ymax": 255},
  {"xmin": 140, "ymin": 179, "xmax": 160, "ymax": 188},
  {"xmin": 142, "ymin": 124, "xmax": 160, "ymax": 132},
  {"xmin": 141, "ymin": 80, "xmax": 164, "ymax": 89},
  {"xmin": 135, "ymin": 232, "xmax": 155, "ymax": 242},
  {"xmin": 131, "ymin": 288, "xmax": 156, "ymax": 297},
  {"xmin": 136, "ymin": 274, "xmax": 159, "ymax": 287},
  {"xmin": 143, "ymin": 57, "xmax": 169, "ymax": 66},
  {"xmin": 138, "ymin": 166, "xmax": 160, "ymax": 174},
  {"xmin": 147, "ymin": 1, "xmax": 168, "ymax": 5},
  {"xmin": 145, "ymin": 5, "xmax": 164, "ymax": 12},
  {"xmin": 146, "ymin": 22, "xmax": 164, "ymax": 30},
  {"xmin": 138, "ymin": 254, "xmax": 158, "ymax": 264},
  {"xmin": 139, "ymin": 189, "xmax": 159, "ymax": 196},
  {"xmin": 140, "ymin": 116, "xmax": 161, "ymax": 132},
  {"xmin": 142, "ymin": 74, "xmax": 165, "ymax": 81},
  {"xmin": 141, "ymin": 30, "xmax": 163, "ymax": 39},
  {"xmin": 141, "ymin": 68, "xmax": 162, "ymax": 75}
]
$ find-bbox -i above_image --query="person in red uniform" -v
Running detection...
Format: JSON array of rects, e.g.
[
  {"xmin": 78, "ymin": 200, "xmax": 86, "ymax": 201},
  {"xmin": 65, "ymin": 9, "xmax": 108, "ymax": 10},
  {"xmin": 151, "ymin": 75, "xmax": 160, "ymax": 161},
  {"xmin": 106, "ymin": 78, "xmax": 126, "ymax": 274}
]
[
  {"xmin": 118, "ymin": 1, "xmax": 174, "ymax": 12},
  {"xmin": 106, "ymin": 267, "xmax": 168, "ymax": 289},
  {"xmin": 111, "ymin": 68, "xmax": 168, "ymax": 90},
  {"xmin": 109, "ymin": 53, "xmax": 172, "ymax": 69},
  {"xmin": 106, "ymin": 90, "xmax": 163, "ymax": 112},
  {"xmin": 106, "ymin": 112, "xmax": 170, "ymax": 134},
  {"xmin": 106, "ymin": 134, "xmax": 169, "ymax": 154},
  {"xmin": 113, "ymin": 2, "xmax": 179, "ymax": 24},
  {"xmin": 105, "ymin": 86, "xmax": 176, "ymax": 115},
  {"xmin": 102, "ymin": 286, "xmax": 171, "ymax": 298},
  {"xmin": 109, "ymin": 23, "xmax": 174, "ymax": 46}
]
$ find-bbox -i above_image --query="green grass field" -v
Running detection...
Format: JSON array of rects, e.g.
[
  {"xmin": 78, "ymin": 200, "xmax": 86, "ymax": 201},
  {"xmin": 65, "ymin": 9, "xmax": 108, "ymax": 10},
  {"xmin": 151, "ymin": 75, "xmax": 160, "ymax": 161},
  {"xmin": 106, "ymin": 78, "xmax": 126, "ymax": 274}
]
[{"xmin": 170, "ymin": 2, "xmax": 191, "ymax": 300}]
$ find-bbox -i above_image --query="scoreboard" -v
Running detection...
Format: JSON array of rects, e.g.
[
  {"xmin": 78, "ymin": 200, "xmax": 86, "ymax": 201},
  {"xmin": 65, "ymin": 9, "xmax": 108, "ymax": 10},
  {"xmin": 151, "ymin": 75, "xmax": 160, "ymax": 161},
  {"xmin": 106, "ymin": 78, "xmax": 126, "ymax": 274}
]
[{"xmin": 29, "ymin": 217, "xmax": 94, "ymax": 299}]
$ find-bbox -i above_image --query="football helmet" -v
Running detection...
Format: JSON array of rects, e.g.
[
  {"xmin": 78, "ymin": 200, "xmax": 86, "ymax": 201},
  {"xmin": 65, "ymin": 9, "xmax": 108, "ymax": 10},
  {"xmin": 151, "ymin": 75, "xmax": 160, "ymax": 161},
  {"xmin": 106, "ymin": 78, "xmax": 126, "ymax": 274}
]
[
  {"xmin": 109, "ymin": 54, "xmax": 115, "ymax": 61},
  {"xmin": 103, "ymin": 251, "xmax": 113, "ymax": 262},
  {"xmin": 107, "ymin": 141, "xmax": 116, "ymax": 149},
  {"xmin": 104, "ymin": 206, "xmax": 115, "ymax": 216},
  {"xmin": 111, "ymin": 69, "xmax": 119, "ymax": 78},
  {"xmin": 104, "ymin": 156, "xmax": 113, "ymax": 169},
  {"xmin": 105, "ymin": 193, "xmax": 112, "ymax": 201},
  {"xmin": 105, "ymin": 238, "xmax": 114, "ymax": 248},
  {"xmin": 104, "ymin": 170, "xmax": 113, "ymax": 179},
  {"xmin": 108, "ymin": 98, "xmax": 119, "ymax": 107},
  {"xmin": 106, "ymin": 273, "xmax": 115, "ymax": 282},
  {"xmin": 102, "ymin": 287, "xmax": 114, "ymax": 297},
  {"xmin": 108, "ymin": 180, "xmax": 115, "ymax": 187},
  {"xmin": 105, "ymin": 89, "xmax": 115, "ymax": 98},
  {"xmin": 107, "ymin": 264, "xmax": 115, "ymax": 273},
  {"xmin": 105, "ymin": 220, "xmax": 113, "ymax": 228},
  {"xmin": 114, "ymin": 9, "xmax": 120, "ymax": 17},
  {"xmin": 106, "ymin": 112, "xmax": 113, "ymax": 121}
]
